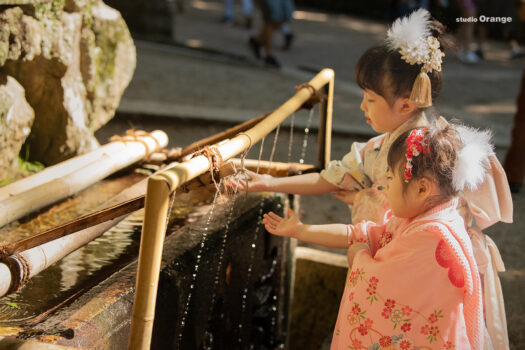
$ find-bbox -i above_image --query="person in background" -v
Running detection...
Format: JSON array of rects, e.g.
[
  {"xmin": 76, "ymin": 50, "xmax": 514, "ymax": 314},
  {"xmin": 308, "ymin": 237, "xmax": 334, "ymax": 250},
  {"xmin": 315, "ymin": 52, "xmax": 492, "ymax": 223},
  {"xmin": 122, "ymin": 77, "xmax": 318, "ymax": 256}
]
[
  {"xmin": 455, "ymin": 0, "xmax": 480, "ymax": 63},
  {"xmin": 248, "ymin": 0, "xmax": 294, "ymax": 68},
  {"xmin": 222, "ymin": 0, "xmax": 254, "ymax": 28},
  {"xmin": 504, "ymin": 70, "xmax": 525, "ymax": 193}
]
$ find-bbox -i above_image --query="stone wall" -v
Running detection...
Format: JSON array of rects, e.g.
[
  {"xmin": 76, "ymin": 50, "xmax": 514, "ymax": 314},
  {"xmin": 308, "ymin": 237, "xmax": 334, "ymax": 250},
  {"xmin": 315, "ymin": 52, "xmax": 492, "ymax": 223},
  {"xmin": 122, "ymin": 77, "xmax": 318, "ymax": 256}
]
[{"xmin": 0, "ymin": 0, "xmax": 135, "ymax": 181}]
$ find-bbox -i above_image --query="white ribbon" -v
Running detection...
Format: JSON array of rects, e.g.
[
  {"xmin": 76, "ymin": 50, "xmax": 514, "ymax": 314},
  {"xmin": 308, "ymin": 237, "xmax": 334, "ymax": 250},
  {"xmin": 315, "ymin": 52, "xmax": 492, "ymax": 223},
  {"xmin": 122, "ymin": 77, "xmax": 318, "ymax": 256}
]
[{"xmin": 470, "ymin": 227, "xmax": 509, "ymax": 350}]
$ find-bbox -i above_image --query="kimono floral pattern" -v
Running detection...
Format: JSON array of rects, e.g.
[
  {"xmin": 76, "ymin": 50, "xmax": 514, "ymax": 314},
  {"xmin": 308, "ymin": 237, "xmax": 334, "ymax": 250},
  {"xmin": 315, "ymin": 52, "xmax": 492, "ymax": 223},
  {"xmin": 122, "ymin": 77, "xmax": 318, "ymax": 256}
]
[{"xmin": 341, "ymin": 267, "xmax": 455, "ymax": 350}]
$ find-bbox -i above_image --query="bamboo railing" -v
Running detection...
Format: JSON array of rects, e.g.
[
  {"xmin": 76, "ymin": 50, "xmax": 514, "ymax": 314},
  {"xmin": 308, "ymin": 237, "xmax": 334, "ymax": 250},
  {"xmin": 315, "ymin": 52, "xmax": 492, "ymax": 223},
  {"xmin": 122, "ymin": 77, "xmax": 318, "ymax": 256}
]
[{"xmin": 128, "ymin": 69, "xmax": 335, "ymax": 349}]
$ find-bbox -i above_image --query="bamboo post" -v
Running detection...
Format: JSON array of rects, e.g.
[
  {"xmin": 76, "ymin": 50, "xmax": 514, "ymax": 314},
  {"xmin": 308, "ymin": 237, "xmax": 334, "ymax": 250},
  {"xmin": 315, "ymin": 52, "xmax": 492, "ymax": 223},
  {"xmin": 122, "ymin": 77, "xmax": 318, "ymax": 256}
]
[
  {"xmin": 317, "ymin": 73, "xmax": 334, "ymax": 170},
  {"xmin": 128, "ymin": 177, "xmax": 172, "ymax": 350},
  {"xmin": 128, "ymin": 68, "xmax": 335, "ymax": 350},
  {"xmin": 0, "ymin": 131, "xmax": 168, "ymax": 228}
]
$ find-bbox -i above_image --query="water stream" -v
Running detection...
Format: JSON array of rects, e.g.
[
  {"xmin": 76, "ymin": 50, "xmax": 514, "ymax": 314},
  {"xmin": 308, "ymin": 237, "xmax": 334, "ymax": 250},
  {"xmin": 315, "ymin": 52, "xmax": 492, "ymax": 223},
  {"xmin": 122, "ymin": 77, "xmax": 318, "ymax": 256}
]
[{"xmin": 176, "ymin": 181, "xmax": 223, "ymax": 348}]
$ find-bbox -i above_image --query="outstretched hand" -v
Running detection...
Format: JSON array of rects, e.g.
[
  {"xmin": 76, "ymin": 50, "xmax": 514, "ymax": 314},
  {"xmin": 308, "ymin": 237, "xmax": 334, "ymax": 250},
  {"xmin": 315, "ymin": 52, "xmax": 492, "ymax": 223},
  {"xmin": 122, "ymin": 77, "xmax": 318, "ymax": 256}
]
[
  {"xmin": 225, "ymin": 169, "xmax": 272, "ymax": 192},
  {"xmin": 263, "ymin": 208, "xmax": 301, "ymax": 237}
]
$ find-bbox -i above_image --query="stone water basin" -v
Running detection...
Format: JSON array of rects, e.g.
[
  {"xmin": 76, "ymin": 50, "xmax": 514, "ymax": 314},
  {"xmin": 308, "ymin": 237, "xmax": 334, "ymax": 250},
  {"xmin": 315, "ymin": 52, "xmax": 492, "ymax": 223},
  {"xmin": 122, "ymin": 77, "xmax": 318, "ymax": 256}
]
[{"xmin": 0, "ymin": 169, "xmax": 290, "ymax": 349}]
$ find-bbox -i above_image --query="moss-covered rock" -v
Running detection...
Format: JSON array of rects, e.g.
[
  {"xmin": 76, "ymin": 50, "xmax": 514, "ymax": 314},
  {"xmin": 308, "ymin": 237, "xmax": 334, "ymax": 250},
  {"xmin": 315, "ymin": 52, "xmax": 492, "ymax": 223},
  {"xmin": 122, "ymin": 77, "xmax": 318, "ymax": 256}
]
[
  {"xmin": 80, "ymin": 1, "xmax": 135, "ymax": 131},
  {"xmin": 0, "ymin": 0, "xmax": 135, "ymax": 166}
]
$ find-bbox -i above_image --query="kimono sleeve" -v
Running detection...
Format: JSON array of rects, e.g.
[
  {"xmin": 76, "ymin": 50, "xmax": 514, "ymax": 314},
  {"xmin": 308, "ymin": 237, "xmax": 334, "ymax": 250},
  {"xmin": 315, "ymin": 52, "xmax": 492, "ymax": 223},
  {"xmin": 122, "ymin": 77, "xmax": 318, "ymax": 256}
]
[
  {"xmin": 347, "ymin": 220, "xmax": 388, "ymax": 255},
  {"xmin": 320, "ymin": 141, "xmax": 373, "ymax": 191}
]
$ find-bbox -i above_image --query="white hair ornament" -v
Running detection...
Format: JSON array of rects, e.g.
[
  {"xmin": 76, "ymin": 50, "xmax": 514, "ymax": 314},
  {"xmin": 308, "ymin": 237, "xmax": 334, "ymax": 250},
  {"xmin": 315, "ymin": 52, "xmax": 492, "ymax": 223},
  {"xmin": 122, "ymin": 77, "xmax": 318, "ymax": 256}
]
[
  {"xmin": 453, "ymin": 125, "xmax": 493, "ymax": 192},
  {"xmin": 386, "ymin": 9, "xmax": 445, "ymax": 108}
]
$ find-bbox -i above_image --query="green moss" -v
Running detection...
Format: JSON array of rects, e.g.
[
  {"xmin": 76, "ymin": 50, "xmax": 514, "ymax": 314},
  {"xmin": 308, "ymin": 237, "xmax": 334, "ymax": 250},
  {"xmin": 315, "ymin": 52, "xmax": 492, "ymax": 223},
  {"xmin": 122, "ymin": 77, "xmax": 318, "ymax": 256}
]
[
  {"xmin": 18, "ymin": 144, "xmax": 44, "ymax": 173},
  {"xmin": 0, "ymin": 41, "xmax": 9, "ymax": 67},
  {"xmin": 34, "ymin": 0, "xmax": 65, "ymax": 22},
  {"xmin": 94, "ymin": 26, "xmax": 123, "ymax": 83}
]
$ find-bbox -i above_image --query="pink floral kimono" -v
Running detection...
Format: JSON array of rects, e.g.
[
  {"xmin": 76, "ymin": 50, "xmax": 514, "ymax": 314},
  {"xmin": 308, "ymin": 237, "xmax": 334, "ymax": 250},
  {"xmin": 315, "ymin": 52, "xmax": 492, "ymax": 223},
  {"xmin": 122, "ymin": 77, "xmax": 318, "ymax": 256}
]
[
  {"xmin": 321, "ymin": 115, "xmax": 513, "ymax": 349},
  {"xmin": 331, "ymin": 199, "xmax": 483, "ymax": 350}
]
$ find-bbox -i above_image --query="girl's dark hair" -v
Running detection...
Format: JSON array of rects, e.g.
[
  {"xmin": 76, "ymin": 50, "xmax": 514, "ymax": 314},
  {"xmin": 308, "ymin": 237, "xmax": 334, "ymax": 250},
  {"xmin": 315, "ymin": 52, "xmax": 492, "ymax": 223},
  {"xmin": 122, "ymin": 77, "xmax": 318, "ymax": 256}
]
[
  {"xmin": 387, "ymin": 124, "xmax": 462, "ymax": 200},
  {"xmin": 355, "ymin": 19, "xmax": 450, "ymax": 106}
]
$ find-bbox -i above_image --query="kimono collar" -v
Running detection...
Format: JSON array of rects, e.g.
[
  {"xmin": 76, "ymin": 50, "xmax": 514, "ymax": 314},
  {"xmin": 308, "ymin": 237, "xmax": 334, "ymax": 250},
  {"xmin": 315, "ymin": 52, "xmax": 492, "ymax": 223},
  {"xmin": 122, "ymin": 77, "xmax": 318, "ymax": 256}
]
[{"xmin": 412, "ymin": 197, "xmax": 460, "ymax": 223}]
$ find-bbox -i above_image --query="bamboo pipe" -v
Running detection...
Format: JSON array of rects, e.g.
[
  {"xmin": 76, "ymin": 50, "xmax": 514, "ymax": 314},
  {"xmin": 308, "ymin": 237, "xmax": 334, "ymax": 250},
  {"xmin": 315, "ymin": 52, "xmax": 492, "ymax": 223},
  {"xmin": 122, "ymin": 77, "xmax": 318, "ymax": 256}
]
[
  {"xmin": 228, "ymin": 159, "xmax": 316, "ymax": 177},
  {"xmin": 178, "ymin": 113, "xmax": 269, "ymax": 159},
  {"xmin": 0, "ymin": 197, "xmax": 145, "ymax": 256},
  {"xmin": 0, "ymin": 178, "xmax": 148, "ymax": 298},
  {"xmin": 0, "ymin": 131, "xmax": 168, "ymax": 228},
  {"xmin": 128, "ymin": 68, "xmax": 335, "ymax": 350},
  {"xmin": 158, "ymin": 68, "xmax": 334, "ymax": 190},
  {"xmin": 0, "ymin": 131, "xmax": 164, "ymax": 202}
]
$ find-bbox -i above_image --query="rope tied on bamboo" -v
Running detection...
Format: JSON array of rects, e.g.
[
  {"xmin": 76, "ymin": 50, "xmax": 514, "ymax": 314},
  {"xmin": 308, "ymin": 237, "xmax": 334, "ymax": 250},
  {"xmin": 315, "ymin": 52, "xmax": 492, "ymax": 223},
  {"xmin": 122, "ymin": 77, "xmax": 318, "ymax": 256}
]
[
  {"xmin": 109, "ymin": 129, "xmax": 162, "ymax": 157},
  {"xmin": 191, "ymin": 146, "xmax": 224, "ymax": 195},
  {"xmin": 0, "ymin": 251, "xmax": 30, "ymax": 294},
  {"xmin": 295, "ymin": 83, "xmax": 327, "ymax": 110}
]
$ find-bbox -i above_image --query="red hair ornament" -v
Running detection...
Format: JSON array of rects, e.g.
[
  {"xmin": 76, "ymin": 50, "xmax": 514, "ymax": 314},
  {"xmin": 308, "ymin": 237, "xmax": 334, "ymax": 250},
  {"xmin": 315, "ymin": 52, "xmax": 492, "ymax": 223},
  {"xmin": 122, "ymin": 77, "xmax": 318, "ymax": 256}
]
[{"xmin": 404, "ymin": 128, "xmax": 432, "ymax": 182}]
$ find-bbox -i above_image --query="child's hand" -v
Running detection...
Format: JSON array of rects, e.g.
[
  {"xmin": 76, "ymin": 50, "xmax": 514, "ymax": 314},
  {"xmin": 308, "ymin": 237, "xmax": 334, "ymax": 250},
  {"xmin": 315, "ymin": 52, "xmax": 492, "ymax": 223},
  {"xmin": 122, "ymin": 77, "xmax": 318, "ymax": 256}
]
[
  {"xmin": 225, "ymin": 170, "xmax": 272, "ymax": 192},
  {"xmin": 263, "ymin": 208, "xmax": 301, "ymax": 237},
  {"xmin": 331, "ymin": 189, "xmax": 358, "ymax": 205}
]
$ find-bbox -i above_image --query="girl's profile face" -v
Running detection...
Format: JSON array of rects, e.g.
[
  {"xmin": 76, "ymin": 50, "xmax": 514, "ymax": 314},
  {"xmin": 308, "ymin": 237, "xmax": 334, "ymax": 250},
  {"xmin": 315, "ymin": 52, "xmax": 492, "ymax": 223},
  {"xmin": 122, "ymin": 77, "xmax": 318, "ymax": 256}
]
[
  {"xmin": 360, "ymin": 90, "xmax": 412, "ymax": 133},
  {"xmin": 385, "ymin": 165, "xmax": 422, "ymax": 219}
]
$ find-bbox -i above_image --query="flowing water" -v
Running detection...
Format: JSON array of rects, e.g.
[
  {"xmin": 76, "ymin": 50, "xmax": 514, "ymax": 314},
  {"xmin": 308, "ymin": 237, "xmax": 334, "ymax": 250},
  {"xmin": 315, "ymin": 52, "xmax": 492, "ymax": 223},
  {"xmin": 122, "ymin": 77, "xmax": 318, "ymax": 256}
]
[
  {"xmin": 299, "ymin": 108, "xmax": 315, "ymax": 166},
  {"xmin": 176, "ymin": 182, "xmax": 223, "ymax": 349}
]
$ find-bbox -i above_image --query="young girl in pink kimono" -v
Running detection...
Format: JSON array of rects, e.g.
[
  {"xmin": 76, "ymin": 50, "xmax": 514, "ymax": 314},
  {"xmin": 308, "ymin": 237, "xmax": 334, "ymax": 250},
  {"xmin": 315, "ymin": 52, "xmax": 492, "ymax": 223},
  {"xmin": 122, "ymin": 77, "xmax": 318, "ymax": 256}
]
[
  {"xmin": 228, "ymin": 9, "xmax": 512, "ymax": 348},
  {"xmin": 263, "ymin": 123, "xmax": 491, "ymax": 349}
]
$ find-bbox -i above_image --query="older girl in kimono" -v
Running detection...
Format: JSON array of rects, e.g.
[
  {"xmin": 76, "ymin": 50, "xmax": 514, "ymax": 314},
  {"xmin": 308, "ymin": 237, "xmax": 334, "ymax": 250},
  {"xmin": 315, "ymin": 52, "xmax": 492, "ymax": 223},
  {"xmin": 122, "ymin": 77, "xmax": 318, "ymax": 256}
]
[{"xmin": 263, "ymin": 123, "xmax": 491, "ymax": 349}]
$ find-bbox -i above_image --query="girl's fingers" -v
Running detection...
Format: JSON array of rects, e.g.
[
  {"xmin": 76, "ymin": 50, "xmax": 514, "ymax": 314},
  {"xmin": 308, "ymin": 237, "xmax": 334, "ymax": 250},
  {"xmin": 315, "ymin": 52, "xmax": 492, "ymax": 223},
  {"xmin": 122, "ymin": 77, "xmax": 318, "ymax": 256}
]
[
  {"xmin": 267, "ymin": 212, "xmax": 283, "ymax": 222},
  {"xmin": 263, "ymin": 214, "xmax": 279, "ymax": 226}
]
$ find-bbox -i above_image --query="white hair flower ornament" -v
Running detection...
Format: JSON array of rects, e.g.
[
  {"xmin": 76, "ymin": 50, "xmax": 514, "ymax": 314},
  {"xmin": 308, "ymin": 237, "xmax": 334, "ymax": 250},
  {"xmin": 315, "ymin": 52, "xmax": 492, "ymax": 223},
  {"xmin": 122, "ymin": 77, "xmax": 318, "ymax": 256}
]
[{"xmin": 386, "ymin": 9, "xmax": 445, "ymax": 107}]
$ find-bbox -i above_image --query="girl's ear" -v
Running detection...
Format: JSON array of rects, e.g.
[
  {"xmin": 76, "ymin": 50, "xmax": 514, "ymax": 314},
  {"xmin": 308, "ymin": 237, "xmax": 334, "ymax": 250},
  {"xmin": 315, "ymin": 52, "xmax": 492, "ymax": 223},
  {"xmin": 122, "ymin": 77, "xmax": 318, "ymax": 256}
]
[
  {"xmin": 417, "ymin": 177, "xmax": 433, "ymax": 198},
  {"xmin": 398, "ymin": 97, "xmax": 417, "ymax": 116}
]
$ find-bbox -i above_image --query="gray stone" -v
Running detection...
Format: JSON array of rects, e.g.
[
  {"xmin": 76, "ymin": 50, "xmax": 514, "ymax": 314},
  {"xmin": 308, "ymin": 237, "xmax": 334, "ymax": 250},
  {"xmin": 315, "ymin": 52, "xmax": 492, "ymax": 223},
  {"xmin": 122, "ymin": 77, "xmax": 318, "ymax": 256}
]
[
  {"xmin": 288, "ymin": 247, "xmax": 348, "ymax": 350},
  {"xmin": 81, "ymin": 1, "xmax": 135, "ymax": 132},
  {"xmin": 0, "ymin": 73, "xmax": 34, "ymax": 180}
]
